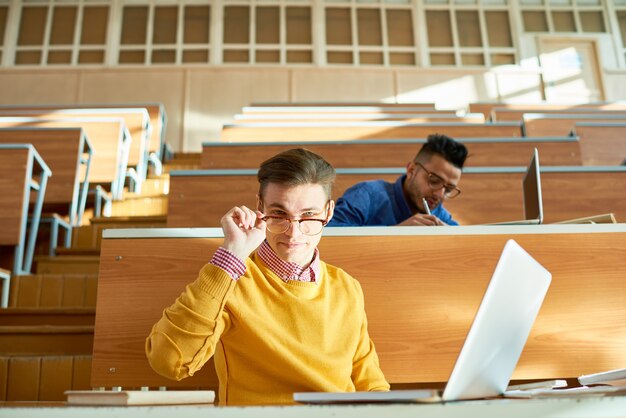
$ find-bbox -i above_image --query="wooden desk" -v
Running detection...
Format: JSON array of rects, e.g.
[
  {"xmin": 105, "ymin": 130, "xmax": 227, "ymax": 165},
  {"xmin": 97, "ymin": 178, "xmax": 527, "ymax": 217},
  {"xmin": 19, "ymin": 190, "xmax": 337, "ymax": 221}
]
[
  {"xmin": 93, "ymin": 225, "xmax": 626, "ymax": 391},
  {"xmin": 573, "ymin": 122, "xmax": 626, "ymax": 166},
  {"xmin": 467, "ymin": 102, "xmax": 626, "ymax": 120},
  {"xmin": 220, "ymin": 122, "xmax": 523, "ymax": 141},
  {"xmin": 0, "ymin": 117, "xmax": 130, "ymax": 200},
  {"xmin": 0, "ymin": 127, "xmax": 92, "ymax": 225},
  {"xmin": 0, "ymin": 102, "xmax": 167, "ymax": 160},
  {"xmin": 201, "ymin": 137, "xmax": 581, "ymax": 169},
  {"xmin": 3, "ymin": 397, "xmax": 626, "ymax": 417},
  {"xmin": 2, "ymin": 397, "xmax": 625, "ymax": 418},
  {"xmin": 166, "ymin": 166, "xmax": 626, "ymax": 227},
  {"xmin": 0, "ymin": 145, "xmax": 51, "ymax": 276},
  {"xmin": 0, "ymin": 109, "xmax": 150, "ymax": 193},
  {"xmin": 522, "ymin": 114, "xmax": 626, "ymax": 137}
]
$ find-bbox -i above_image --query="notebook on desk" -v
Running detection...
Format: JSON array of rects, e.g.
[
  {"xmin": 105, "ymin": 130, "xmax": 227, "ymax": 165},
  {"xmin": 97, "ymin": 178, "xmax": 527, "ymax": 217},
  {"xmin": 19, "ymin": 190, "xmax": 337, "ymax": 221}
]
[
  {"xmin": 294, "ymin": 239, "xmax": 552, "ymax": 404},
  {"xmin": 485, "ymin": 148, "xmax": 544, "ymax": 225}
]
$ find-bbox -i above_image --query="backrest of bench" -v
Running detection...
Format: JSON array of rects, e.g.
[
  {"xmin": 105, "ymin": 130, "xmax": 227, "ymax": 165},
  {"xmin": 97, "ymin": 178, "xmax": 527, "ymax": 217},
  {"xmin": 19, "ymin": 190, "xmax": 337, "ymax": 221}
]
[
  {"xmin": 523, "ymin": 114, "xmax": 626, "ymax": 137},
  {"xmin": 201, "ymin": 138, "xmax": 581, "ymax": 169},
  {"xmin": 166, "ymin": 167, "xmax": 626, "ymax": 227},
  {"xmin": 572, "ymin": 122, "xmax": 626, "ymax": 166}
]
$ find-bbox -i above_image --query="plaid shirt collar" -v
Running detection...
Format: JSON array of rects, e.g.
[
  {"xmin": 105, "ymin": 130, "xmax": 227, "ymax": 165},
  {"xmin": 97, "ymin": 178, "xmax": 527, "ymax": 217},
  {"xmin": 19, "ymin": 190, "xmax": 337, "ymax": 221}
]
[{"xmin": 257, "ymin": 240, "xmax": 320, "ymax": 283}]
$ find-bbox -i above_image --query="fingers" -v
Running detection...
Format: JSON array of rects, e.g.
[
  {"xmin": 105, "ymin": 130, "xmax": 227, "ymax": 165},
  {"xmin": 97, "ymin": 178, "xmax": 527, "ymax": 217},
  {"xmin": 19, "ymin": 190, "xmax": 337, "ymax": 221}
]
[
  {"xmin": 224, "ymin": 206, "xmax": 259, "ymax": 230},
  {"xmin": 399, "ymin": 214, "xmax": 443, "ymax": 226}
]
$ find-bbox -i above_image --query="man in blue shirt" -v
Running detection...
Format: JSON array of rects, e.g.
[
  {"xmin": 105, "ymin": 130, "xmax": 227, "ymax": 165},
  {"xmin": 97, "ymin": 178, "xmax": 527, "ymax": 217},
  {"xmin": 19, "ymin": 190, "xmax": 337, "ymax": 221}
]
[{"xmin": 329, "ymin": 134, "xmax": 467, "ymax": 226}]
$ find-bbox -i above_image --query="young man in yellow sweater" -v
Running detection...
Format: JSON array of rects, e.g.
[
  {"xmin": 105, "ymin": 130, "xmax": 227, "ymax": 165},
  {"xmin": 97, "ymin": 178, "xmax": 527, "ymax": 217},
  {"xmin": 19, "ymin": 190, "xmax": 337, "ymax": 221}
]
[{"xmin": 146, "ymin": 148, "xmax": 390, "ymax": 405}]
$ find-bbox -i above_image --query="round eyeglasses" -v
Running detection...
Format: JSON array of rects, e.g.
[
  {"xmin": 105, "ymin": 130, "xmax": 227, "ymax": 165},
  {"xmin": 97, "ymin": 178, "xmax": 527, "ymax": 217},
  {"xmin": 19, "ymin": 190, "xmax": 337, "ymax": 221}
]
[
  {"xmin": 414, "ymin": 162, "xmax": 462, "ymax": 199},
  {"xmin": 260, "ymin": 216, "xmax": 328, "ymax": 236}
]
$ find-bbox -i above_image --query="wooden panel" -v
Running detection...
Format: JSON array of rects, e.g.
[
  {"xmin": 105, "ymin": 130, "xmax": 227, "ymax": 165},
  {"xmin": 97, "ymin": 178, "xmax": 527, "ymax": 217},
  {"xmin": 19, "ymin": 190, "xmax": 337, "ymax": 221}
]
[
  {"xmin": 15, "ymin": 275, "xmax": 42, "ymax": 307},
  {"xmin": 39, "ymin": 275, "xmax": 63, "ymax": 308},
  {"xmin": 6, "ymin": 357, "xmax": 40, "ymax": 400},
  {"xmin": 573, "ymin": 123, "xmax": 626, "ymax": 166},
  {"xmin": 0, "ymin": 357, "xmax": 7, "ymax": 401},
  {"xmin": 0, "ymin": 149, "xmax": 30, "ymax": 246},
  {"xmin": 39, "ymin": 356, "xmax": 73, "ymax": 401},
  {"xmin": 0, "ymin": 128, "xmax": 84, "ymax": 205},
  {"xmin": 84, "ymin": 276, "xmax": 98, "ymax": 308},
  {"xmin": 0, "ymin": 325, "xmax": 94, "ymax": 355},
  {"xmin": 93, "ymin": 229, "xmax": 626, "ymax": 387},
  {"xmin": 0, "ymin": 308, "xmax": 95, "ymax": 326},
  {"xmin": 494, "ymin": 108, "xmax": 626, "ymax": 122},
  {"xmin": 62, "ymin": 276, "xmax": 86, "ymax": 307},
  {"xmin": 72, "ymin": 355, "xmax": 92, "ymax": 390},
  {"xmin": 523, "ymin": 115, "xmax": 626, "ymax": 137},
  {"xmin": 201, "ymin": 139, "xmax": 581, "ymax": 169},
  {"xmin": 221, "ymin": 122, "xmax": 523, "ymax": 141},
  {"xmin": 167, "ymin": 169, "xmax": 626, "ymax": 227},
  {"xmin": 247, "ymin": 102, "xmax": 436, "ymax": 108}
]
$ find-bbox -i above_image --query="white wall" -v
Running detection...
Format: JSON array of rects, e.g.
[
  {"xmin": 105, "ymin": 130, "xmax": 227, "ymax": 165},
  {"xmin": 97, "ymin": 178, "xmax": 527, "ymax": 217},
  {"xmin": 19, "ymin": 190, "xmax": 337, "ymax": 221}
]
[{"xmin": 0, "ymin": 64, "xmax": 624, "ymax": 152}]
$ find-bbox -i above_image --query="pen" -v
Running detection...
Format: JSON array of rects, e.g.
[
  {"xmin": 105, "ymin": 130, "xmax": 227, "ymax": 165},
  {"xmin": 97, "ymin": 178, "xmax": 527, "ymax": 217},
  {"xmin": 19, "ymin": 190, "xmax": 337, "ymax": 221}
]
[{"xmin": 422, "ymin": 198, "xmax": 431, "ymax": 216}]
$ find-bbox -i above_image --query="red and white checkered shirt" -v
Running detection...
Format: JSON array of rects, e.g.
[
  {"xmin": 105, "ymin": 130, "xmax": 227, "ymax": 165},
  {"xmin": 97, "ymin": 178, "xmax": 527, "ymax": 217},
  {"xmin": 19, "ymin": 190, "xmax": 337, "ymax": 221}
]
[{"xmin": 210, "ymin": 240, "xmax": 321, "ymax": 283}]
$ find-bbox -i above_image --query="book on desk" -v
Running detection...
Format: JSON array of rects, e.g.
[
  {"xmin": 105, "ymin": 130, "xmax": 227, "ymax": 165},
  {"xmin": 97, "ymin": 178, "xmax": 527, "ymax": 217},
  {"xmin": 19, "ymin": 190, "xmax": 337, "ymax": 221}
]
[{"xmin": 65, "ymin": 390, "xmax": 215, "ymax": 406}]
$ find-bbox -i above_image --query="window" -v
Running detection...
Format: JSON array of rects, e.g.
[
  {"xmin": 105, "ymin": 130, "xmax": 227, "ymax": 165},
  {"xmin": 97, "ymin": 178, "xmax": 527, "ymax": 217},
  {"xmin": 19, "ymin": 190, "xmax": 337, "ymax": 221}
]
[
  {"xmin": 223, "ymin": 1, "xmax": 313, "ymax": 64},
  {"xmin": 425, "ymin": 0, "xmax": 515, "ymax": 67},
  {"xmin": 325, "ymin": 0, "xmax": 417, "ymax": 66},
  {"xmin": 119, "ymin": 0, "xmax": 212, "ymax": 65},
  {"xmin": 14, "ymin": 0, "xmax": 109, "ymax": 66},
  {"xmin": 520, "ymin": 0, "xmax": 607, "ymax": 33}
]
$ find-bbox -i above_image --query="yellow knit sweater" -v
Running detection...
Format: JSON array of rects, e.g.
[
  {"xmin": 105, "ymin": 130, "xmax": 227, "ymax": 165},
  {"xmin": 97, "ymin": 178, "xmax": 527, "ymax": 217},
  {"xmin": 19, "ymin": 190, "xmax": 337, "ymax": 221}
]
[{"xmin": 145, "ymin": 252, "xmax": 389, "ymax": 405}]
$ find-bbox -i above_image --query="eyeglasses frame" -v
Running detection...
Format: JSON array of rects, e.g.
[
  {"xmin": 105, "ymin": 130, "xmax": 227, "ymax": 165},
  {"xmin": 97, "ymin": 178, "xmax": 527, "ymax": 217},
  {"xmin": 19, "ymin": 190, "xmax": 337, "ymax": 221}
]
[{"xmin": 413, "ymin": 161, "xmax": 462, "ymax": 199}]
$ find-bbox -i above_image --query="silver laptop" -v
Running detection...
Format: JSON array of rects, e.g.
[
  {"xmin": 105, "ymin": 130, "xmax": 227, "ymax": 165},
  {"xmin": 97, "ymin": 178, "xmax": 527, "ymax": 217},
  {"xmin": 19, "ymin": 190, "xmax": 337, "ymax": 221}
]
[
  {"xmin": 487, "ymin": 148, "xmax": 544, "ymax": 225},
  {"xmin": 294, "ymin": 239, "xmax": 552, "ymax": 404}
]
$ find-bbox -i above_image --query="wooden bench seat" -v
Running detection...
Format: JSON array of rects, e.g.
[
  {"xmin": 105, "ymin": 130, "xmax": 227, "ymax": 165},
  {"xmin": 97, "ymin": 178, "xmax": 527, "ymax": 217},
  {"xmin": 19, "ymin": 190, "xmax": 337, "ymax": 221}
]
[
  {"xmin": 7, "ymin": 274, "xmax": 98, "ymax": 308},
  {"xmin": 92, "ymin": 225, "xmax": 626, "ymax": 389},
  {"xmin": 166, "ymin": 166, "xmax": 626, "ymax": 227},
  {"xmin": 0, "ymin": 117, "xmax": 130, "ymax": 200},
  {"xmin": 221, "ymin": 121, "xmax": 524, "ymax": 141},
  {"xmin": 0, "ymin": 308, "xmax": 95, "ymax": 326},
  {"xmin": 201, "ymin": 137, "xmax": 581, "ymax": 169},
  {"xmin": 0, "ymin": 354, "xmax": 92, "ymax": 401},
  {"xmin": 0, "ymin": 127, "xmax": 91, "ymax": 225}
]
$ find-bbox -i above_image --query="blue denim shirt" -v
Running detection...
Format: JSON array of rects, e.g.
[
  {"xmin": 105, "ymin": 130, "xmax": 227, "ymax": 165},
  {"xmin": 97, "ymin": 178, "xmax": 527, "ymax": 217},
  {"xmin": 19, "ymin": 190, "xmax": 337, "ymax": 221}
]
[{"xmin": 329, "ymin": 175, "xmax": 458, "ymax": 226}]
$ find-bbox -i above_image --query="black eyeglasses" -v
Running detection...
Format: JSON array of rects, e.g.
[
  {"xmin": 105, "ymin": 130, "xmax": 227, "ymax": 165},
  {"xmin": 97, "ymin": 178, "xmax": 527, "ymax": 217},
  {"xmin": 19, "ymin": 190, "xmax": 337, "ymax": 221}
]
[
  {"xmin": 414, "ymin": 162, "xmax": 462, "ymax": 199},
  {"xmin": 259, "ymin": 201, "xmax": 330, "ymax": 236}
]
